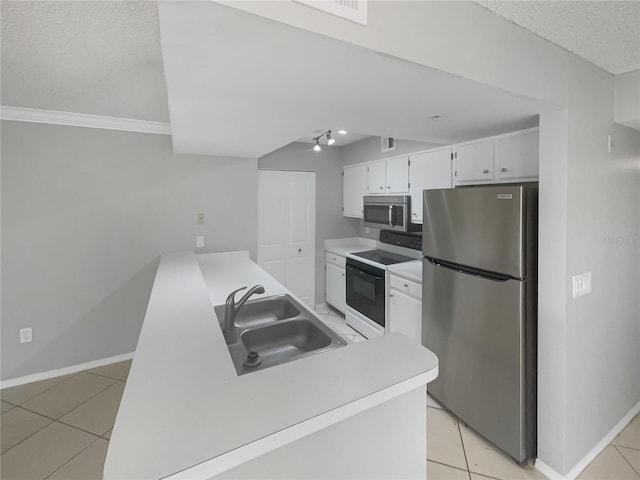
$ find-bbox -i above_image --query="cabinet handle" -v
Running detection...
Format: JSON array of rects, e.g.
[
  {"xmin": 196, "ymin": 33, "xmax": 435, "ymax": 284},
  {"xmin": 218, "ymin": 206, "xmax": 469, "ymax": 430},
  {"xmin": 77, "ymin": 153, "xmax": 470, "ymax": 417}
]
[
  {"xmin": 413, "ymin": 213, "xmax": 417, "ymax": 216},
  {"xmin": 389, "ymin": 293, "xmax": 394, "ymax": 298},
  {"xmin": 387, "ymin": 186, "xmax": 391, "ymax": 189},
  {"xmin": 501, "ymin": 167, "xmax": 507, "ymax": 173},
  {"xmin": 379, "ymin": 186, "xmax": 384, "ymax": 190},
  {"xmin": 404, "ymin": 283, "xmax": 409, "ymax": 287},
  {"xmin": 483, "ymin": 169, "xmax": 489, "ymax": 174},
  {"xmin": 342, "ymin": 273, "xmax": 345, "ymax": 277},
  {"xmin": 298, "ymin": 248, "xmax": 302, "ymax": 253}
]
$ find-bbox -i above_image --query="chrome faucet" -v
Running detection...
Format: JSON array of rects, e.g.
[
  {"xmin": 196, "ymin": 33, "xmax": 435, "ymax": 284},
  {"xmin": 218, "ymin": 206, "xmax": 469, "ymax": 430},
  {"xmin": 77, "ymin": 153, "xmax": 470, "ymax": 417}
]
[{"xmin": 223, "ymin": 285, "xmax": 265, "ymax": 344}]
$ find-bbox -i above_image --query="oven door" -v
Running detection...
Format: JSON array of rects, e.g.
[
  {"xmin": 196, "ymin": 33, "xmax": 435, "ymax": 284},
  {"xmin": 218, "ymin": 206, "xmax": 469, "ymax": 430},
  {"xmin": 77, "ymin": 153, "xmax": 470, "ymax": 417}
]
[{"xmin": 345, "ymin": 258, "xmax": 386, "ymax": 328}]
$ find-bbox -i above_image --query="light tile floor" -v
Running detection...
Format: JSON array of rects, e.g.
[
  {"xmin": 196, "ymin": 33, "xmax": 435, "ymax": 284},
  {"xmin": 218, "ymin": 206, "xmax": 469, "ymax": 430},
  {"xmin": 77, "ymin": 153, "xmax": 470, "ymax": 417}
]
[{"xmin": 1, "ymin": 310, "xmax": 638, "ymax": 480}]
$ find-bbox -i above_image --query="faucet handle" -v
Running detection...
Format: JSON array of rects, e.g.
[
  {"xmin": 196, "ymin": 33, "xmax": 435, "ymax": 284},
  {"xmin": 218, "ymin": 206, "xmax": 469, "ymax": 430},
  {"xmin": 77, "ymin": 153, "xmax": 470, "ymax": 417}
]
[{"xmin": 226, "ymin": 286, "xmax": 247, "ymax": 303}]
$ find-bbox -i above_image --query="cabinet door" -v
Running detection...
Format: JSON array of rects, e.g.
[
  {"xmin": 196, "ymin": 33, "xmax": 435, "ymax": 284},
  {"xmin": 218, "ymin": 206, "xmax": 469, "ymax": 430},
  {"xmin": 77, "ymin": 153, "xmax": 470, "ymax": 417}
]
[
  {"xmin": 408, "ymin": 149, "xmax": 452, "ymax": 223},
  {"xmin": 343, "ymin": 164, "xmax": 367, "ymax": 218},
  {"xmin": 325, "ymin": 263, "xmax": 346, "ymax": 313},
  {"xmin": 385, "ymin": 156, "xmax": 409, "ymax": 194},
  {"xmin": 388, "ymin": 288, "xmax": 422, "ymax": 344},
  {"xmin": 366, "ymin": 160, "xmax": 386, "ymax": 195},
  {"xmin": 496, "ymin": 130, "xmax": 539, "ymax": 181},
  {"xmin": 453, "ymin": 140, "xmax": 494, "ymax": 184}
]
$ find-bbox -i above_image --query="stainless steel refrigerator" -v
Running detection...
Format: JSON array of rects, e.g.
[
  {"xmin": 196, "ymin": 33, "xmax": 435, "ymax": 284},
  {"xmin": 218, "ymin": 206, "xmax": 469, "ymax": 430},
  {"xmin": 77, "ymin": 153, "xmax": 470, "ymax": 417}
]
[{"xmin": 422, "ymin": 184, "xmax": 537, "ymax": 464}]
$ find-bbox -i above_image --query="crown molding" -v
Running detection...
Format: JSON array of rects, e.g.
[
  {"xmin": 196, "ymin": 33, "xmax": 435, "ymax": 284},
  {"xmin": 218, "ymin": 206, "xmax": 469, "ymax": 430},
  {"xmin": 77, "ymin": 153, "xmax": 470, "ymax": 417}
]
[{"xmin": 0, "ymin": 105, "xmax": 172, "ymax": 135}]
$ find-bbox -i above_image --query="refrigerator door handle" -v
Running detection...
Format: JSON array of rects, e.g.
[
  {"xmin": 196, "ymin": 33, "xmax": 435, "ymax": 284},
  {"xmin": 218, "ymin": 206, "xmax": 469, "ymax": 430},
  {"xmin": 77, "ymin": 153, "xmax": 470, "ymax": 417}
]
[{"xmin": 426, "ymin": 257, "xmax": 517, "ymax": 282}]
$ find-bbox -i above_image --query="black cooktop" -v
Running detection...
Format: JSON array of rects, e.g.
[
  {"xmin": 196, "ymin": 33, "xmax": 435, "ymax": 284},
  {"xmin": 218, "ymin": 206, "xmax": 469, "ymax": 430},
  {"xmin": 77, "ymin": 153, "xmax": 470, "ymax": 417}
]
[{"xmin": 350, "ymin": 249, "xmax": 415, "ymax": 265}]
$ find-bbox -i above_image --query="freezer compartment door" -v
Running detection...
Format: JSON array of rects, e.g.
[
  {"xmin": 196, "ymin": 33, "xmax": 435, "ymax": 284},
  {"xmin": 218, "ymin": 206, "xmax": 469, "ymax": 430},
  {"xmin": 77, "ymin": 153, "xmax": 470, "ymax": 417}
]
[
  {"xmin": 422, "ymin": 258, "xmax": 533, "ymax": 462},
  {"xmin": 423, "ymin": 185, "xmax": 525, "ymax": 278}
]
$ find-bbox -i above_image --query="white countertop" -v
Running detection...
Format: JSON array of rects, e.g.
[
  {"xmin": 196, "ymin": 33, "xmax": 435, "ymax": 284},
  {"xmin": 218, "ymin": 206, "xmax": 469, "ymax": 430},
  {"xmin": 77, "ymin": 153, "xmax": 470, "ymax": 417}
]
[
  {"xmin": 104, "ymin": 250, "xmax": 438, "ymax": 479},
  {"xmin": 324, "ymin": 237, "xmax": 376, "ymax": 257},
  {"xmin": 388, "ymin": 260, "xmax": 423, "ymax": 284}
]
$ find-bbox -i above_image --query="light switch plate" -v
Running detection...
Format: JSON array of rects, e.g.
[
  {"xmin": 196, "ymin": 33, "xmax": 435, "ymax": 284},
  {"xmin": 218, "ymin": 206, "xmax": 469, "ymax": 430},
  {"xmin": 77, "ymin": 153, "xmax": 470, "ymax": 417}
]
[
  {"xmin": 20, "ymin": 327, "xmax": 33, "ymax": 343},
  {"xmin": 572, "ymin": 272, "xmax": 592, "ymax": 298},
  {"xmin": 196, "ymin": 236, "xmax": 205, "ymax": 248}
]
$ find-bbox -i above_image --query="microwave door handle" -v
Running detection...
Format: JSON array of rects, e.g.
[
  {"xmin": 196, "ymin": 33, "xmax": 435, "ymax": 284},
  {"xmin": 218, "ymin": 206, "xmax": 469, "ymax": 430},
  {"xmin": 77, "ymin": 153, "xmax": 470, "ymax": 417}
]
[{"xmin": 388, "ymin": 205, "xmax": 393, "ymax": 226}]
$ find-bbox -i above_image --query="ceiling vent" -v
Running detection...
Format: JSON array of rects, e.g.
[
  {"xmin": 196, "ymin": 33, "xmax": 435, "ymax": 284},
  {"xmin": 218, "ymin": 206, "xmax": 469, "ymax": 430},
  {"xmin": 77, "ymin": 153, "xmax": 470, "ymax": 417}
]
[
  {"xmin": 381, "ymin": 137, "xmax": 396, "ymax": 153},
  {"xmin": 293, "ymin": 0, "xmax": 368, "ymax": 26}
]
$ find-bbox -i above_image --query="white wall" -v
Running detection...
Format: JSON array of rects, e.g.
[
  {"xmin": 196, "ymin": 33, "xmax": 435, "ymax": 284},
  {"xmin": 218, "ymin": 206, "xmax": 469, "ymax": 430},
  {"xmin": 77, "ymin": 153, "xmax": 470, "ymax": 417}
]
[
  {"xmin": 1, "ymin": 121, "xmax": 258, "ymax": 381},
  {"xmin": 222, "ymin": 1, "xmax": 640, "ymax": 475},
  {"xmin": 615, "ymin": 69, "xmax": 640, "ymax": 130},
  {"xmin": 258, "ymin": 142, "xmax": 359, "ymax": 305},
  {"xmin": 341, "ymin": 137, "xmax": 438, "ymax": 166}
]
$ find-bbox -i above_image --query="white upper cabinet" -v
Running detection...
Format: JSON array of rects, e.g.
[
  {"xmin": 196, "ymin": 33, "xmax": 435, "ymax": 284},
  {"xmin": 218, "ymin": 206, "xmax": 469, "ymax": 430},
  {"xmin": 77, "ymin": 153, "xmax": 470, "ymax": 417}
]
[
  {"xmin": 453, "ymin": 128, "xmax": 539, "ymax": 185},
  {"xmin": 343, "ymin": 164, "xmax": 367, "ymax": 218},
  {"xmin": 408, "ymin": 148, "xmax": 452, "ymax": 223},
  {"xmin": 385, "ymin": 156, "xmax": 410, "ymax": 194},
  {"xmin": 366, "ymin": 160, "xmax": 386, "ymax": 195},
  {"xmin": 496, "ymin": 129, "xmax": 539, "ymax": 181},
  {"xmin": 343, "ymin": 128, "xmax": 538, "ymax": 218},
  {"xmin": 453, "ymin": 139, "xmax": 495, "ymax": 184}
]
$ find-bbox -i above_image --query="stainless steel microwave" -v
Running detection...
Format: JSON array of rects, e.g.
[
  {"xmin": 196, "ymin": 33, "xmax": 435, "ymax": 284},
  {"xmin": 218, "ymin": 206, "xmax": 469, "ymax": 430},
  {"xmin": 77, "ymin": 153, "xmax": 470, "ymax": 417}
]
[{"xmin": 363, "ymin": 195, "xmax": 413, "ymax": 232}]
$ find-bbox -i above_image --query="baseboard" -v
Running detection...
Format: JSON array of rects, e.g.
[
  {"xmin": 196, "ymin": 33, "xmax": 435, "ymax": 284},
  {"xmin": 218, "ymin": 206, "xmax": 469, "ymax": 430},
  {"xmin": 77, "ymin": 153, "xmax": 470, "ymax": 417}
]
[
  {"xmin": 535, "ymin": 460, "xmax": 565, "ymax": 480},
  {"xmin": 535, "ymin": 399, "xmax": 640, "ymax": 480},
  {"xmin": 0, "ymin": 352, "xmax": 135, "ymax": 389}
]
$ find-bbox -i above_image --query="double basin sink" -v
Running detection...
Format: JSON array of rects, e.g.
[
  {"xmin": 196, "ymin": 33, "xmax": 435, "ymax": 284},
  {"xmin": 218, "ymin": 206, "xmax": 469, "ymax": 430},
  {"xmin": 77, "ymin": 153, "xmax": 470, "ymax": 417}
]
[{"xmin": 214, "ymin": 294, "xmax": 347, "ymax": 375}]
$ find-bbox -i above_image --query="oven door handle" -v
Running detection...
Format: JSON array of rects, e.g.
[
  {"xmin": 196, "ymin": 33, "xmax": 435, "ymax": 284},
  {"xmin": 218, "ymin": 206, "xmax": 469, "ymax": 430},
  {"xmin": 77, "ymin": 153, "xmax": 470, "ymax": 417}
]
[
  {"xmin": 347, "ymin": 265, "xmax": 384, "ymax": 281},
  {"xmin": 388, "ymin": 205, "xmax": 393, "ymax": 226}
]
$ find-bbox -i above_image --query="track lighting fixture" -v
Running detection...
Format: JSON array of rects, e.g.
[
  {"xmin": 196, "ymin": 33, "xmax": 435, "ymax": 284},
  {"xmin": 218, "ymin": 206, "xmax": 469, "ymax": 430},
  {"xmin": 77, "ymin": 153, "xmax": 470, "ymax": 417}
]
[{"xmin": 312, "ymin": 129, "xmax": 336, "ymax": 152}]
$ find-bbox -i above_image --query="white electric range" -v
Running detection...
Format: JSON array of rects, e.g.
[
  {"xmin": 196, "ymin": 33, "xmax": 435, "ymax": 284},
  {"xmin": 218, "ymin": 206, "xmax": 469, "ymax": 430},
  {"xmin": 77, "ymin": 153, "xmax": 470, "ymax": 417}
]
[{"xmin": 345, "ymin": 230, "xmax": 422, "ymax": 339}]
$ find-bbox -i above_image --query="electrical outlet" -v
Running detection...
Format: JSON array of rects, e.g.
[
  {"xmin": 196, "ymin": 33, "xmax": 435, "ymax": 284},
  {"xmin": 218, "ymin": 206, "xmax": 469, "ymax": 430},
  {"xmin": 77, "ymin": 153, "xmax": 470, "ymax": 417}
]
[
  {"xmin": 196, "ymin": 235, "xmax": 205, "ymax": 248},
  {"xmin": 20, "ymin": 327, "xmax": 33, "ymax": 344},
  {"xmin": 197, "ymin": 213, "xmax": 205, "ymax": 225},
  {"xmin": 572, "ymin": 272, "xmax": 592, "ymax": 298}
]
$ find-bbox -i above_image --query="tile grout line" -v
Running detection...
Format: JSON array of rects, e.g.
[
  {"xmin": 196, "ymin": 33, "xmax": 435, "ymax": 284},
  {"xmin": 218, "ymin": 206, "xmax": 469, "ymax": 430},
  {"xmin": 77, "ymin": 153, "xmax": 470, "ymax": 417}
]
[
  {"xmin": 42, "ymin": 436, "xmax": 102, "ymax": 480},
  {"xmin": 428, "ymin": 458, "xmax": 475, "ymax": 474},
  {"xmin": 0, "ymin": 411, "xmax": 54, "ymax": 456},
  {"xmin": 2, "ymin": 375, "xmax": 124, "ymax": 454},
  {"xmin": 18, "ymin": 376, "xmax": 119, "ymax": 423},
  {"xmin": 0, "ymin": 408, "xmax": 104, "ymax": 456},
  {"xmin": 1, "ymin": 371, "xmax": 81, "ymax": 407},
  {"xmin": 455, "ymin": 416, "xmax": 473, "ymax": 480},
  {"xmin": 614, "ymin": 444, "xmax": 640, "ymax": 478}
]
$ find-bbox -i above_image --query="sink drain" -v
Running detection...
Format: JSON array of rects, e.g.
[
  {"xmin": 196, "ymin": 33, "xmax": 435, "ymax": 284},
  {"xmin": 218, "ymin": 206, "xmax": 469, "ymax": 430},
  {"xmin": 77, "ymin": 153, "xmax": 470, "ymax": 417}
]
[{"xmin": 243, "ymin": 351, "xmax": 262, "ymax": 369}]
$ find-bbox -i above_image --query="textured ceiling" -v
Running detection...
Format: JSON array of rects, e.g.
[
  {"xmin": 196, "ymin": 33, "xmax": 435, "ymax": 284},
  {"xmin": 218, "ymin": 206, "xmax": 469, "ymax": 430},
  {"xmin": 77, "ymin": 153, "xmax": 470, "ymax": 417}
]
[
  {"xmin": 477, "ymin": 1, "xmax": 640, "ymax": 75},
  {"xmin": 0, "ymin": 0, "xmax": 169, "ymax": 121},
  {"xmin": 159, "ymin": 2, "xmax": 549, "ymax": 158}
]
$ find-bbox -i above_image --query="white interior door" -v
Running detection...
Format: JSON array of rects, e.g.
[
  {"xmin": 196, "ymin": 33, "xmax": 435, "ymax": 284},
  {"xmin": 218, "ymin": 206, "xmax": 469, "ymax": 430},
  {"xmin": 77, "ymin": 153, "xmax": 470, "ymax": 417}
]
[{"xmin": 258, "ymin": 170, "xmax": 316, "ymax": 307}]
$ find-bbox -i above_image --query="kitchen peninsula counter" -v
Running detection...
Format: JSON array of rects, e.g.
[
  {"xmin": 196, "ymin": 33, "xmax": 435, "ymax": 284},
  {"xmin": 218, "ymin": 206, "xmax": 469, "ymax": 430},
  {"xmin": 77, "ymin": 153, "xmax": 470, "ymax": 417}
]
[{"xmin": 104, "ymin": 250, "xmax": 438, "ymax": 479}]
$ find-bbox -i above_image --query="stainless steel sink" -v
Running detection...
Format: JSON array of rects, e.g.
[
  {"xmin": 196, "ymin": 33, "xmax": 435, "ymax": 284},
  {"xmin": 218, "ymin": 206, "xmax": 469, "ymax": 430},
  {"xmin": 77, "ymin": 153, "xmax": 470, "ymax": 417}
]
[
  {"xmin": 214, "ymin": 294, "xmax": 300, "ymax": 330},
  {"xmin": 215, "ymin": 294, "xmax": 346, "ymax": 375}
]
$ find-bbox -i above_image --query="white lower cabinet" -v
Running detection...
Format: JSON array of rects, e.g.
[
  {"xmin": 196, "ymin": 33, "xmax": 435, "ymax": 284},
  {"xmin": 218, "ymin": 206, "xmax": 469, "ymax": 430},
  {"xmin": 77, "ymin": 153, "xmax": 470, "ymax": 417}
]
[
  {"xmin": 325, "ymin": 252, "xmax": 346, "ymax": 313},
  {"xmin": 388, "ymin": 275, "xmax": 422, "ymax": 344}
]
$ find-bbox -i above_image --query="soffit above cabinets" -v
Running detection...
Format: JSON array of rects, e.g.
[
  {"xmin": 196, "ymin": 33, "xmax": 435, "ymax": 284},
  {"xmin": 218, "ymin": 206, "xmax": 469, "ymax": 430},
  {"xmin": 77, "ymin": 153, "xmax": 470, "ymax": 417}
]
[{"xmin": 157, "ymin": 2, "xmax": 550, "ymax": 159}]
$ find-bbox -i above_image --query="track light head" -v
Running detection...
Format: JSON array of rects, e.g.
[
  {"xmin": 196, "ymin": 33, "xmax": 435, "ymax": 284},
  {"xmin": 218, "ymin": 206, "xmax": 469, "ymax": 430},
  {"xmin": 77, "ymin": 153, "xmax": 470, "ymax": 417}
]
[
  {"xmin": 327, "ymin": 131, "xmax": 335, "ymax": 145},
  {"xmin": 313, "ymin": 139, "xmax": 321, "ymax": 152}
]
